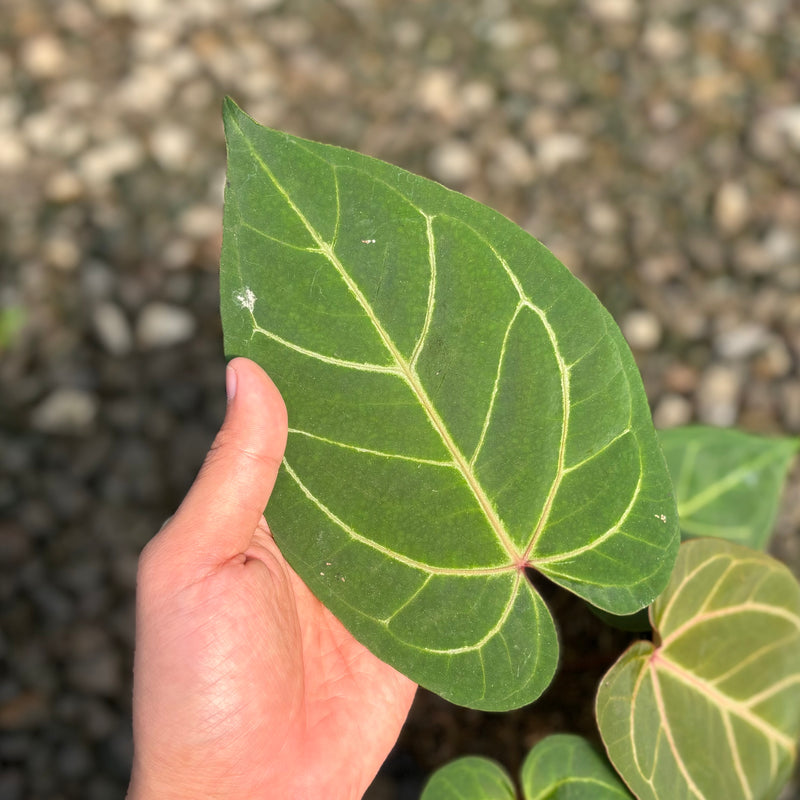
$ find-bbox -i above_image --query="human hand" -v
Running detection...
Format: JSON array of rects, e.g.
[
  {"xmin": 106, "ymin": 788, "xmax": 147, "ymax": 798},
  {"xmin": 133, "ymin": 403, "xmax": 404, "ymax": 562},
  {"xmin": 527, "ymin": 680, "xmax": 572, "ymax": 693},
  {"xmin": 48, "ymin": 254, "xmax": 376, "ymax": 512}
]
[{"xmin": 127, "ymin": 357, "xmax": 417, "ymax": 800}]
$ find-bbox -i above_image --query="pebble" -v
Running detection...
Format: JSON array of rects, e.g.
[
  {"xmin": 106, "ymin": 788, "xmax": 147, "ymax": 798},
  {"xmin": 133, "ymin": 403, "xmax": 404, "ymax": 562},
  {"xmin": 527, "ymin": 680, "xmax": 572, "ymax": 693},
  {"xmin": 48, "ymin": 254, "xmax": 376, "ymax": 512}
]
[
  {"xmin": 428, "ymin": 139, "xmax": 479, "ymax": 185},
  {"xmin": 653, "ymin": 393, "xmax": 693, "ymax": 429},
  {"xmin": 585, "ymin": 0, "xmax": 638, "ymax": 23},
  {"xmin": 642, "ymin": 21, "xmax": 686, "ymax": 61},
  {"xmin": 714, "ymin": 321, "xmax": 770, "ymax": 360},
  {"xmin": 713, "ymin": 181, "xmax": 750, "ymax": 235},
  {"xmin": 696, "ymin": 364, "xmax": 743, "ymax": 427},
  {"xmin": 135, "ymin": 302, "xmax": 196, "ymax": 349},
  {"xmin": 535, "ymin": 132, "xmax": 588, "ymax": 173},
  {"xmin": 92, "ymin": 302, "xmax": 133, "ymax": 357},
  {"xmin": 781, "ymin": 381, "xmax": 800, "ymax": 432},
  {"xmin": 78, "ymin": 137, "xmax": 145, "ymax": 187},
  {"xmin": 621, "ymin": 309, "xmax": 662, "ymax": 351},
  {"xmin": 19, "ymin": 34, "xmax": 67, "ymax": 80},
  {"xmin": 30, "ymin": 389, "xmax": 98, "ymax": 435}
]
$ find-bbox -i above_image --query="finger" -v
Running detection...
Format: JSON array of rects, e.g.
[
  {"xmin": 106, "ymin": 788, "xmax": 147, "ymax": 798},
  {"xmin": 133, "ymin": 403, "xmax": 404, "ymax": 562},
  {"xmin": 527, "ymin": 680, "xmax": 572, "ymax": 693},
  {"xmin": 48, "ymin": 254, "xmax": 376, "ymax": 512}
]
[{"xmin": 160, "ymin": 357, "xmax": 288, "ymax": 565}]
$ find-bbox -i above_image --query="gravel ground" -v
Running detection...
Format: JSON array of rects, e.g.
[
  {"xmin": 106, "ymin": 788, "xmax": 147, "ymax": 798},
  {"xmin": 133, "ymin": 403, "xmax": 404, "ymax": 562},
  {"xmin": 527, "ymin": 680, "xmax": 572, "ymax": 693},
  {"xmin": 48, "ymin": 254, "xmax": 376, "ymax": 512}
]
[{"xmin": 1, "ymin": 0, "xmax": 799, "ymax": 797}]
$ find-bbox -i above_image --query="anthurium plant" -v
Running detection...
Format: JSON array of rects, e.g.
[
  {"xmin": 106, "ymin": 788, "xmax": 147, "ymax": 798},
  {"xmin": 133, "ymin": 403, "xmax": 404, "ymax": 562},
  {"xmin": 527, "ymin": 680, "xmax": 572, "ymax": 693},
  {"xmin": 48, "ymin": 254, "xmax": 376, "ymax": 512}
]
[{"xmin": 219, "ymin": 98, "xmax": 800, "ymax": 799}]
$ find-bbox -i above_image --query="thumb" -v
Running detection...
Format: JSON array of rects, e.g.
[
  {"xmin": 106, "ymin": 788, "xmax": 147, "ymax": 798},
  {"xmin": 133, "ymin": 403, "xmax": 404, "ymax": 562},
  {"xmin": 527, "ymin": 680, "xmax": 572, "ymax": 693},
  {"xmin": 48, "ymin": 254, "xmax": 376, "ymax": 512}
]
[{"xmin": 157, "ymin": 357, "xmax": 288, "ymax": 567}]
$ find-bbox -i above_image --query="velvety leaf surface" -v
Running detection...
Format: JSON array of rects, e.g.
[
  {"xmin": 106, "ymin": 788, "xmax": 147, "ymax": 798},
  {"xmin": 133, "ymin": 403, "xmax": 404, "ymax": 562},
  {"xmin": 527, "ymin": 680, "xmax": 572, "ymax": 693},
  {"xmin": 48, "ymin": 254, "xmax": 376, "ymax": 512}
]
[
  {"xmin": 521, "ymin": 734, "xmax": 632, "ymax": 798},
  {"xmin": 658, "ymin": 426, "xmax": 798, "ymax": 549},
  {"xmin": 220, "ymin": 99, "xmax": 679, "ymax": 710},
  {"xmin": 420, "ymin": 757, "xmax": 515, "ymax": 800},
  {"xmin": 596, "ymin": 539, "xmax": 800, "ymax": 799}
]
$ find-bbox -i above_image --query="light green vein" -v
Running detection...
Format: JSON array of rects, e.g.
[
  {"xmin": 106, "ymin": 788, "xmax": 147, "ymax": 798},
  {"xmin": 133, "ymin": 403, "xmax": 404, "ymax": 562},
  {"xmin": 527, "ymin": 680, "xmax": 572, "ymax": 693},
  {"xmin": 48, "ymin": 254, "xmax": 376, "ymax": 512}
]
[
  {"xmin": 410, "ymin": 213, "xmax": 436, "ymax": 370},
  {"xmin": 677, "ymin": 447, "xmax": 790, "ymax": 518},
  {"xmin": 288, "ymin": 426, "xmax": 456, "ymax": 467},
  {"xmin": 470, "ymin": 301, "xmax": 524, "ymax": 468},
  {"xmin": 282, "ymin": 458, "xmax": 514, "ymax": 576},
  {"xmin": 531, "ymin": 465, "xmax": 644, "ymax": 565},
  {"xmin": 250, "ymin": 319, "xmax": 400, "ymax": 374},
  {"xmin": 240, "ymin": 219, "xmax": 322, "ymax": 253}
]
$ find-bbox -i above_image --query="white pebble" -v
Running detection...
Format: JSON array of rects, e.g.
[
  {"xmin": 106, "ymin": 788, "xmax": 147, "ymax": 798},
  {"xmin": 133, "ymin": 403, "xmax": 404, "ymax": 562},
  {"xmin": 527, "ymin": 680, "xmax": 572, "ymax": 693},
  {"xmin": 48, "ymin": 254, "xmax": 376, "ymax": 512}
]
[
  {"xmin": 20, "ymin": 34, "xmax": 67, "ymax": 79},
  {"xmin": 585, "ymin": 0, "xmax": 638, "ymax": 23},
  {"xmin": 428, "ymin": 140, "xmax": 478, "ymax": 185},
  {"xmin": 31, "ymin": 389, "xmax": 98, "ymax": 434},
  {"xmin": 621, "ymin": 310, "xmax": 662, "ymax": 351},
  {"xmin": 136, "ymin": 303, "xmax": 196, "ymax": 349},
  {"xmin": 653, "ymin": 394, "xmax": 693, "ymax": 429},
  {"xmin": 93, "ymin": 303, "xmax": 133, "ymax": 357},
  {"xmin": 714, "ymin": 322, "xmax": 770, "ymax": 360},
  {"xmin": 536, "ymin": 133, "xmax": 588, "ymax": 173}
]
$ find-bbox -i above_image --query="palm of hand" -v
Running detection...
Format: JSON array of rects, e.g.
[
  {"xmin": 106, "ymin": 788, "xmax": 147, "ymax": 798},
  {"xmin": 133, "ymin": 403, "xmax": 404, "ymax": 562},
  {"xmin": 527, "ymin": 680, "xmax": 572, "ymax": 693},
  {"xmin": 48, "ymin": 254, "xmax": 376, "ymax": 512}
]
[{"xmin": 130, "ymin": 519, "xmax": 415, "ymax": 800}]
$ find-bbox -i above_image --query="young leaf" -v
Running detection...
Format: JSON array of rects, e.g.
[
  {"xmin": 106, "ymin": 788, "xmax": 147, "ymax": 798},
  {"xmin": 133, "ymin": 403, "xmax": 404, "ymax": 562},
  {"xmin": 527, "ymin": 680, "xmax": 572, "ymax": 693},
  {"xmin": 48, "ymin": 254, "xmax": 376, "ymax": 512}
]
[
  {"xmin": 521, "ymin": 734, "xmax": 632, "ymax": 799},
  {"xmin": 658, "ymin": 426, "xmax": 799, "ymax": 549},
  {"xmin": 220, "ymin": 98, "xmax": 679, "ymax": 710},
  {"xmin": 596, "ymin": 538, "xmax": 800, "ymax": 800},
  {"xmin": 420, "ymin": 756, "xmax": 515, "ymax": 800}
]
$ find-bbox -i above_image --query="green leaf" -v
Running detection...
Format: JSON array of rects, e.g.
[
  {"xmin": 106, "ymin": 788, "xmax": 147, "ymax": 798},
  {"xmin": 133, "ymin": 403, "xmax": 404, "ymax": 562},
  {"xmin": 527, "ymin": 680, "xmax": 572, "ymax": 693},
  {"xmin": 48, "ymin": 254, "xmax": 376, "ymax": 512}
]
[
  {"xmin": 521, "ymin": 734, "xmax": 632, "ymax": 799},
  {"xmin": 596, "ymin": 538, "xmax": 800, "ymax": 800},
  {"xmin": 220, "ymin": 98, "xmax": 679, "ymax": 710},
  {"xmin": 420, "ymin": 757, "xmax": 516, "ymax": 800},
  {"xmin": 658, "ymin": 426, "xmax": 798, "ymax": 549}
]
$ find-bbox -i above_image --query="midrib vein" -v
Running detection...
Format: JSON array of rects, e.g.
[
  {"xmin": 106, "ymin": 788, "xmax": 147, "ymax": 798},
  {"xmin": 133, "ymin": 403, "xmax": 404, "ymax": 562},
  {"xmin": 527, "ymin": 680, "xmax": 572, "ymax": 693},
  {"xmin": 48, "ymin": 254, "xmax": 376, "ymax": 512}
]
[{"xmin": 238, "ymin": 127, "xmax": 521, "ymax": 563}]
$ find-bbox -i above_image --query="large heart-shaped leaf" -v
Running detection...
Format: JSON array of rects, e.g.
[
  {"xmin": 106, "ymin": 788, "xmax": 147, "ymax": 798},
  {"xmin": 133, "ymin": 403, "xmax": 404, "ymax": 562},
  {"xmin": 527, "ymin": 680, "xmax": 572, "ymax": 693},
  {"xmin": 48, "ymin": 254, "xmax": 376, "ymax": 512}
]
[
  {"xmin": 220, "ymin": 99, "xmax": 679, "ymax": 710},
  {"xmin": 596, "ymin": 538, "xmax": 800, "ymax": 799},
  {"xmin": 419, "ymin": 735, "xmax": 631, "ymax": 799},
  {"xmin": 658, "ymin": 426, "xmax": 799, "ymax": 549}
]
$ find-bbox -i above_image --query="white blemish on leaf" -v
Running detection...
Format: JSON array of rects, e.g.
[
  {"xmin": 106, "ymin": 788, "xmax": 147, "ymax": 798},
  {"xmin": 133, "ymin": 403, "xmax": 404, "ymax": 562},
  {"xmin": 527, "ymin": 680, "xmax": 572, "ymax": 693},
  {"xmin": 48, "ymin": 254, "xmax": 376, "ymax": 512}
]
[
  {"xmin": 654, "ymin": 514, "xmax": 667, "ymax": 522},
  {"xmin": 361, "ymin": 238, "xmax": 376, "ymax": 244},
  {"xmin": 235, "ymin": 287, "xmax": 256, "ymax": 312}
]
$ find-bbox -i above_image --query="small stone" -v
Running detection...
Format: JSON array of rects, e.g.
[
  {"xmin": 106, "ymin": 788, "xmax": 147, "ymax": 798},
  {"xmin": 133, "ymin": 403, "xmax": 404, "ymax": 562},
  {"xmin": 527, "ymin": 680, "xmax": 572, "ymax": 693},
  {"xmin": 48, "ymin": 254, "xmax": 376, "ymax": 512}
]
[
  {"xmin": 0, "ymin": 132, "xmax": 28, "ymax": 169},
  {"xmin": 45, "ymin": 170, "xmax": 84, "ymax": 203},
  {"xmin": 178, "ymin": 204, "xmax": 220, "ymax": 240},
  {"xmin": 642, "ymin": 21, "xmax": 686, "ymax": 61},
  {"xmin": 763, "ymin": 227, "xmax": 797, "ymax": 266},
  {"xmin": 586, "ymin": 202, "xmax": 621, "ymax": 236},
  {"xmin": 653, "ymin": 394, "xmax": 693, "ymax": 429},
  {"xmin": 56, "ymin": 741, "xmax": 93, "ymax": 780},
  {"xmin": 663, "ymin": 363, "xmax": 699, "ymax": 394},
  {"xmin": 696, "ymin": 365, "xmax": 743, "ymax": 427},
  {"xmin": 714, "ymin": 322, "xmax": 771, "ymax": 360},
  {"xmin": 428, "ymin": 139, "xmax": 478, "ymax": 185},
  {"xmin": 43, "ymin": 235, "xmax": 81, "ymax": 271},
  {"xmin": 20, "ymin": 34, "xmax": 67, "ymax": 79},
  {"xmin": 536, "ymin": 132, "xmax": 587, "ymax": 173},
  {"xmin": 585, "ymin": 0, "xmax": 638, "ymax": 23},
  {"xmin": 621, "ymin": 310, "xmax": 662, "ymax": 351},
  {"xmin": 487, "ymin": 138, "xmax": 535, "ymax": 186},
  {"xmin": 714, "ymin": 181, "xmax": 750, "ymax": 235},
  {"xmin": 78, "ymin": 137, "xmax": 144, "ymax": 186},
  {"xmin": 753, "ymin": 336, "xmax": 792, "ymax": 380},
  {"xmin": 149, "ymin": 123, "xmax": 195, "ymax": 170},
  {"xmin": 92, "ymin": 302, "xmax": 133, "ymax": 357},
  {"xmin": 31, "ymin": 389, "xmax": 98, "ymax": 434},
  {"xmin": 136, "ymin": 302, "xmax": 196, "ymax": 349},
  {"xmin": 781, "ymin": 381, "xmax": 800, "ymax": 432}
]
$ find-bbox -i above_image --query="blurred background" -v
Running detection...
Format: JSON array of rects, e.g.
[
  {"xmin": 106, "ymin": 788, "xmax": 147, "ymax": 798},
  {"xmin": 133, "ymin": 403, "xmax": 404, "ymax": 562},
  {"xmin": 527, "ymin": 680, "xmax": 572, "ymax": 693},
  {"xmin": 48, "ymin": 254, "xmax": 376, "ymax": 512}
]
[{"xmin": 1, "ymin": 0, "xmax": 799, "ymax": 797}]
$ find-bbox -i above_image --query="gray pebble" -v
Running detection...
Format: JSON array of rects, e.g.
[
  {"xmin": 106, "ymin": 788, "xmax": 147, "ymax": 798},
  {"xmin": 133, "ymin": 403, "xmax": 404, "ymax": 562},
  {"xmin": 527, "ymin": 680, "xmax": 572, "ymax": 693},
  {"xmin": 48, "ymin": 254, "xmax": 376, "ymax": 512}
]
[
  {"xmin": 714, "ymin": 322, "xmax": 770, "ymax": 360},
  {"xmin": 136, "ymin": 302, "xmax": 196, "ymax": 349},
  {"xmin": 92, "ymin": 302, "xmax": 133, "ymax": 357},
  {"xmin": 30, "ymin": 388, "xmax": 98, "ymax": 434}
]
